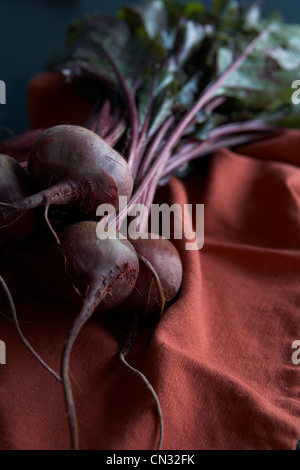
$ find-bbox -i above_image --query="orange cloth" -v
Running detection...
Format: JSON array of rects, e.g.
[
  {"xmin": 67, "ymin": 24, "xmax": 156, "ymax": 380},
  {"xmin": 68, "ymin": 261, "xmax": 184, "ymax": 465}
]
[{"xmin": 0, "ymin": 73, "xmax": 300, "ymax": 450}]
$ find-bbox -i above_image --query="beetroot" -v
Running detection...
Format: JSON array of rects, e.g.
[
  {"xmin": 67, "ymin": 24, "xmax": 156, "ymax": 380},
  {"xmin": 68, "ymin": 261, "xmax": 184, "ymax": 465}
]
[
  {"xmin": 115, "ymin": 234, "xmax": 183, "ymax": 451},
  {"xmin": 56, "ymin": 221, "xmax": 139, "ymax": 450},
  {"xmin": 0, "ymin": 154, "xmax": 37, "ymax": 253},
  {"xmin": 122, "ymin": 235, "xmax": 183, "ymax": 319},
  {"xmin": 1, "ymin": 125, "xmax": 133, "ymax": 232}
]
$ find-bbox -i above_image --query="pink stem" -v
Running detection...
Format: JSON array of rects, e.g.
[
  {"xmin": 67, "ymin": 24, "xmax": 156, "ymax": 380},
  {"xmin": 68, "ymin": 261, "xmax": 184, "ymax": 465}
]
[
  {"xmin": 90, "ymin": 36, "xmax": 139, "ymax": 171},
  {"xmin": 136, "ymin": 115, "xmax": 175, "ymax": 184},
  {"xmin": 164, "ymin": 131, "xmax": 270, "ymax": 176}
]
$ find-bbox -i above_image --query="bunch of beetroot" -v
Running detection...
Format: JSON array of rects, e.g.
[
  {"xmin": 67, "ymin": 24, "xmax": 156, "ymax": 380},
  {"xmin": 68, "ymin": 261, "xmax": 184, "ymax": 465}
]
[
  {"xmin": 0, "ymin": 123, "xmax": 183, "ymax": 450},
  {"xmin": 1, "ymin": 0, "xmax": 300, "ymax": 451}
]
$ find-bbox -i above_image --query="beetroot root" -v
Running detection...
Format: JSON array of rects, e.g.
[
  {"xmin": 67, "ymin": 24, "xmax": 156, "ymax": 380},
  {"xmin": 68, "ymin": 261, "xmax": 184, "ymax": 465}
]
[{"xmin": 56, "ymin": 221, "xmax": 139, "ymax": 450}]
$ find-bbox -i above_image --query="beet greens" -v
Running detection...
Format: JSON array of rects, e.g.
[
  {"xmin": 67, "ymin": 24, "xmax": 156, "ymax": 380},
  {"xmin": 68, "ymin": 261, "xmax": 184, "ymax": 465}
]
[{"xmin": 52, "ymin": 0, "xmax": 300, "ymax": 207}]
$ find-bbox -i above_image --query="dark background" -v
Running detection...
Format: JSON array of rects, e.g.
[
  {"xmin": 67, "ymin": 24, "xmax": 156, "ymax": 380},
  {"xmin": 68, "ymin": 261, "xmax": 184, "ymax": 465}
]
[{"xmin": 0, "ymin": 0, "xmax": 297, "ymax": 138}]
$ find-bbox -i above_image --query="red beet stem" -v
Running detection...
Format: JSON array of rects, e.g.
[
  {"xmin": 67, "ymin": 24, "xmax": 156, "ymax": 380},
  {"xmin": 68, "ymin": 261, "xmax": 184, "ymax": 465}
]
[
  {"xmin": 61, "ymin": 285, "xmax": 106, "ymax": 451},
  {"xmin": 12, "ymin": 181, "xmax": 79, "ymax": 212}
]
